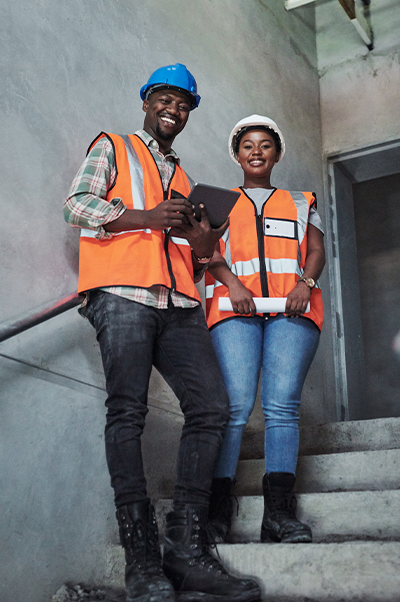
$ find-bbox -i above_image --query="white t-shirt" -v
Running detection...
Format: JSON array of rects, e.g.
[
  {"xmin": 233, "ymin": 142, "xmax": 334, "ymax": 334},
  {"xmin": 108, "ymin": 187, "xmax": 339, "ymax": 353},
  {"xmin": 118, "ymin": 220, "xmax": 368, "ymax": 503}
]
[{"xmin": 243, "ymin": 188, "xmax": 324, "ymax": 234}]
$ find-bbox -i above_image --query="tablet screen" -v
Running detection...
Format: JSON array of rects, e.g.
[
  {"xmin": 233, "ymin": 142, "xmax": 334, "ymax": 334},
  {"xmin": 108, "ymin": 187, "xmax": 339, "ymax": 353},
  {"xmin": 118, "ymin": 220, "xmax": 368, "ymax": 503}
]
[{"xmin": 186, "ymin": 184, "xmax": 240, "ymax": 228}]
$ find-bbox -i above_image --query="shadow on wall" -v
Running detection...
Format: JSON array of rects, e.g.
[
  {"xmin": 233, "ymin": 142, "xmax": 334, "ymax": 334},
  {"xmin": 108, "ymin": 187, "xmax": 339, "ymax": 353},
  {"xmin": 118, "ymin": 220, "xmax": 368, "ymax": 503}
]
[
  {"xmin": 393, "ymin": 329, "xmax": 400, "ymax": 362},
  {"xmin": 64, "ymin": 227, "xmax": 80, "ymax": 278}
]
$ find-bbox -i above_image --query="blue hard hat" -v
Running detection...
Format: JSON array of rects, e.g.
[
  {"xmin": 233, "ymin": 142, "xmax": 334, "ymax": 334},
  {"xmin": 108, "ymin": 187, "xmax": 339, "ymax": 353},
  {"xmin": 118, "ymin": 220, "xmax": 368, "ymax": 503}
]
[{"xmin": 140, "ymin": 63, "xmax": 201, "ymax": 110}]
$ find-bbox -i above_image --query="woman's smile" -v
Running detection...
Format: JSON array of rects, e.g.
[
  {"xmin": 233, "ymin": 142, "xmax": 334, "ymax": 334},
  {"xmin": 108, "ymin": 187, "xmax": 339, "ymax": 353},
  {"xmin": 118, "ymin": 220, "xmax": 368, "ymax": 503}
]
[{"xmin": 237, "ymin": 129, "xmax": 279, "ymax": 187}]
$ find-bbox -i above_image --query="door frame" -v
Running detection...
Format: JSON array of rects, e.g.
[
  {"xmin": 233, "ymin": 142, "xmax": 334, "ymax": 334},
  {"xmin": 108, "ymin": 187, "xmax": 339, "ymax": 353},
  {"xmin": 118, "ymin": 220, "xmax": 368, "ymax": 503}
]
[{"xmin": 324, "ymin": 138, "xmax": 400, "ymax": 421}]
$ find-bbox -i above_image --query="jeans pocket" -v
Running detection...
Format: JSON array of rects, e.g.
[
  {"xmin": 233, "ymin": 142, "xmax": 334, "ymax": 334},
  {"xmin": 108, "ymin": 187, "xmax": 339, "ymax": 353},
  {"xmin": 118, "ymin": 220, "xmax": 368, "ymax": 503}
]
[{"xmin": 84, "ymin": 290, "xmax": 97, "ymax": 327}]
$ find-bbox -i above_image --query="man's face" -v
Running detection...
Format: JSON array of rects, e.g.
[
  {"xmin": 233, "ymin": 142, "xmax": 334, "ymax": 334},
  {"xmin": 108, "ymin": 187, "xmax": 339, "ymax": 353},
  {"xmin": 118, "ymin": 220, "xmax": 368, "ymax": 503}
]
[{"xmin": 142, "ymin": 89, "xmax": 191, "ymax": 146}]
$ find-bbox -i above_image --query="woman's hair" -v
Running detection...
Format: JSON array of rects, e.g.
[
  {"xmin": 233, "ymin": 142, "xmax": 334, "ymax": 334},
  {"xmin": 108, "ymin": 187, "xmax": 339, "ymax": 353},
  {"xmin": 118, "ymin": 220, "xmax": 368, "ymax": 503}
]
[{"xmin": 234, "ymin": 125, "xmax": 282, "ymax": 158}]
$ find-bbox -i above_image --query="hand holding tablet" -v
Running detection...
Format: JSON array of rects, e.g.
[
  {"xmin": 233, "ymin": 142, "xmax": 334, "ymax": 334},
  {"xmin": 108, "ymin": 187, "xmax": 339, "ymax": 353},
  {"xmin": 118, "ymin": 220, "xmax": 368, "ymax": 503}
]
[{"xmin": 186, "ymin": 184, "xmax": 240, "ymax": 228}]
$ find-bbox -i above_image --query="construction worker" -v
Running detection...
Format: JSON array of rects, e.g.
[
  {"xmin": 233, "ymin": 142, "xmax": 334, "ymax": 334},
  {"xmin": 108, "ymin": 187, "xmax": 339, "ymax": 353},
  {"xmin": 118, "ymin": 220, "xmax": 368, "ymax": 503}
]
[
  {"xmin": 206, "ymin": 115, "xmax": 325, "ymax": 546},
  {"xmin": 64, "ymin": 65, "xmax": 261, "ymax": 602}
]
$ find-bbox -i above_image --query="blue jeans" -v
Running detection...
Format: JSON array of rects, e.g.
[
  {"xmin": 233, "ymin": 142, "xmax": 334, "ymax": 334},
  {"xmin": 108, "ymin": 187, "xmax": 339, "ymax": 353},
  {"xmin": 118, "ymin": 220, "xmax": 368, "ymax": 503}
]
[
  {"xmin": 86, "ymin": 291, "xmax": 229, "ymax": 509},
  {"xmin": 210, "ymin": 315, "xmax": 320, "ymax": 478}
]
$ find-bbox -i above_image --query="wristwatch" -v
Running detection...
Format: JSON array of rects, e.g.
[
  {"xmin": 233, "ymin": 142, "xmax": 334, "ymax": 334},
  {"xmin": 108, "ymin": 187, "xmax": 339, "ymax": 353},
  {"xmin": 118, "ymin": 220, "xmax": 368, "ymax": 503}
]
[{"xmin": 297, "ymin": 277, "xmax": 315, "ymax": 289}]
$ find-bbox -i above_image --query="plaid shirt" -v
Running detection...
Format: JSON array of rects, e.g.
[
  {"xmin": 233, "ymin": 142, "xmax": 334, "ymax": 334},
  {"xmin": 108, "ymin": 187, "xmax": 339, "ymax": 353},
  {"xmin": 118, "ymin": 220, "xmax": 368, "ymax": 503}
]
[{"xmin": 64, "ymin": 130, "xmax": 200, "ymax": 309}]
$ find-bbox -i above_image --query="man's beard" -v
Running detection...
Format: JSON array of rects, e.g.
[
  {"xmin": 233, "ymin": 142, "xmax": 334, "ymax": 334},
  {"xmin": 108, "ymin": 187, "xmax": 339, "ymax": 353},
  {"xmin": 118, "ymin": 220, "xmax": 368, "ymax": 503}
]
[{"xmin": 155, "ymin": 123, "xmax": 176, "ymax": 141}]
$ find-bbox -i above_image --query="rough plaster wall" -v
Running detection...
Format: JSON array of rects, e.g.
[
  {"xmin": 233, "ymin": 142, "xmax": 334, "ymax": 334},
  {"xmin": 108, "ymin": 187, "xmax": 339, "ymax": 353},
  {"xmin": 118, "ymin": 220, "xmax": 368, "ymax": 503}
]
[
  {"xmin": 0, "ymin": 1, "xmax": 329, "ymax": 600},
  {"xmin": 315, "ymin": 0, "xmax": 400, "ymax": 422},
  {"xmin": 1, "ymin": 0, "xmax": 323, "ymax": 321},
  {"xmin": 317, "ymin": 0, "xmax": 400, "ymax": 154}
]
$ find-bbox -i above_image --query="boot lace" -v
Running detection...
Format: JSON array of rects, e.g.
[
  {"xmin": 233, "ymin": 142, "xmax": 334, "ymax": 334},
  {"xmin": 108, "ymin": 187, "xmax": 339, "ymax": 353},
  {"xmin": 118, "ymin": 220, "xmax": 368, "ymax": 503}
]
[
  {"xmin": 187, "ymin": 513, "xmax": 229, "ymax": 579},
  {"xmin": 126, "ymin": 516, "xmax": 163, "ymax": 575}
]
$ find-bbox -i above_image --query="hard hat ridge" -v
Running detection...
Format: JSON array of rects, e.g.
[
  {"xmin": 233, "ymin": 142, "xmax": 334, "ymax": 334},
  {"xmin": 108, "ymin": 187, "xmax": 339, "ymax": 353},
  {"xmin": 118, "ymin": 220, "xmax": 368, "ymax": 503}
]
[{"xmin": 140, "ymin": 63, "xmax": 201, "ymax": 110}]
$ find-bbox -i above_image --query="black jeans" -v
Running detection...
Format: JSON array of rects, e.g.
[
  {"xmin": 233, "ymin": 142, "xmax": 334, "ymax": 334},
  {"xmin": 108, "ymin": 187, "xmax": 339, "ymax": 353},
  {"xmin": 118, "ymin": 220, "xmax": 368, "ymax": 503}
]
[{"xmin": 86, "ymin": 290, "xmax": 229, "ymax": 509}]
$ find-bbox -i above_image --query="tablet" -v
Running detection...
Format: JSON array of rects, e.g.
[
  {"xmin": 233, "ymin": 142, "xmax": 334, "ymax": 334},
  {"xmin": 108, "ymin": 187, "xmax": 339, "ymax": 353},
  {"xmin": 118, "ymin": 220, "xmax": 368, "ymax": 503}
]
[{"xmin": 187, "ymin": 183, "xmax": 240, "ymax": 228}]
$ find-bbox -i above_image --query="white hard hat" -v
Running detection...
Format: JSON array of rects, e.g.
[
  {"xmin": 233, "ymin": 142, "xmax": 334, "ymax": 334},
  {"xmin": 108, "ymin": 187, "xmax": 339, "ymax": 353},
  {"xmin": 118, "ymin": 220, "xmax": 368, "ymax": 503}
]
[{"xmin": 228, "ymin": 114, "xmax": 286, "ymax": 165}]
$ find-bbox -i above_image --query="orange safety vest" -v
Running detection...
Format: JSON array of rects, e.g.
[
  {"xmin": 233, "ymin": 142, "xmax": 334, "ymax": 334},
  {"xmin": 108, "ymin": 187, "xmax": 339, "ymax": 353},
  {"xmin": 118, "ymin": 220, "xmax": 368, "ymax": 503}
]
[
  {"xmin": 205, "ymin": 188, "xmax": 323, "ymax": 330},
  {"xmin": 78, "ymin": 132, "xmax": 200, "ymax": 302}
]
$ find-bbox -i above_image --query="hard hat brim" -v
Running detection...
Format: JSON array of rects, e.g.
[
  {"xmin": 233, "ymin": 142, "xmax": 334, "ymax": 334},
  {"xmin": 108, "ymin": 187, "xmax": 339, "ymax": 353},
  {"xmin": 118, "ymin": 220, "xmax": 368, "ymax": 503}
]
[
  {"xmin": 140, "ymin": 83, "xmax": 200, "ymax": 110},
  {"xmin": 140, "ymin": 63, "xmax": 201, "ymax": 110},
  {"xmin": 228, "ymin": 115, "xmax": 286, "ymax": 165}
]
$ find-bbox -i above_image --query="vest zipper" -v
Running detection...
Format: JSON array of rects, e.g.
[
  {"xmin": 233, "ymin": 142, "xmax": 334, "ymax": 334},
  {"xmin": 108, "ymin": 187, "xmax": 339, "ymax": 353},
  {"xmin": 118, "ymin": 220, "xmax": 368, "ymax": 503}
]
[
  {"xmin": 164, "ymin": 163, "xmax": 177, "ymax": 293},
  {"xmin": 255, "ymin": 213, "xmax": 269, "ymax": 297},
  {"xmin": 240, "ymin": 187, "xmax": 276, "ymax": 300},
  {"xmin": 164, "ymin": 229, "xmax": 176, "ymax": 293},
  {"xmin": 132, "ymin": 136, "xmax": 180, "ymax": 295}
]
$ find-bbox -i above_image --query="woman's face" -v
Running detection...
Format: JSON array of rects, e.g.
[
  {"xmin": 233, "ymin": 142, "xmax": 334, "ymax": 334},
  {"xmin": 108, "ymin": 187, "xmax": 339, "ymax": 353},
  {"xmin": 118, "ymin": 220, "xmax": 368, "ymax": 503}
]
[{"xmin": 237, "ymin": 129, "xmax": 279, "ymax": 182}]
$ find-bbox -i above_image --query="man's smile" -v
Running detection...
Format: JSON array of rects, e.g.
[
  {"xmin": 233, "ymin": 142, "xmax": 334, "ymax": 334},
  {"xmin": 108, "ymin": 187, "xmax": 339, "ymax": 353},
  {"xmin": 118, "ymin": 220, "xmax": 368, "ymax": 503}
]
[{"xmin": 159, "ymin": 113, "xmax": 179, "ymax": 127}]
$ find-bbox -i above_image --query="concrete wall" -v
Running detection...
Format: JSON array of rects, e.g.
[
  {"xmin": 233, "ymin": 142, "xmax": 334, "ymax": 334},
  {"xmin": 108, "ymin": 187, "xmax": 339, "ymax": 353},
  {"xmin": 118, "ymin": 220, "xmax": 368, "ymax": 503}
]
[
  {"xmin": 316, "ymin": 0, "xmax": 400, "ymax": 419},
  {"xmin": 0, "ymin": 1, "xmax": 331, "ymax": 600},
  {"xmin": 317, "ymin": 0, "xmax": 400, "ymax": 154}
]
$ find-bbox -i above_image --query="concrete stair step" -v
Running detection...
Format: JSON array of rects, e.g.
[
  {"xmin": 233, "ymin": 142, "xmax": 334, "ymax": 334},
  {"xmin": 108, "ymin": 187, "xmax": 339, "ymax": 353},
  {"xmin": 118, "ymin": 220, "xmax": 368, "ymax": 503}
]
[
  {"xmin": 241, "ymin": 416, "xmax": 400, "ymax": 460},
  {"xmin": 156, "ymin": 489, "xmax": 400, "ymax": 543},
  {"xmin": 216, "ymin": 541, "xmax": 400, "ymax": 601},
  {"xmin": 104, "ymin": 417, "xmax": 400, "ymax": 601},
  {"xmin": 232, "ymin": 490, "xmax": 400, "ymax": 543},
  {"xmin": 299, "ymin": 416, "xmax": 400, "ymax": 455},
  {"xmin": 235, "ymin": 448, "xmax": 400, "ymax": 495},
  {"xmin": 104, "ymin": 541, "xmax": 400, "ymax": 601}
]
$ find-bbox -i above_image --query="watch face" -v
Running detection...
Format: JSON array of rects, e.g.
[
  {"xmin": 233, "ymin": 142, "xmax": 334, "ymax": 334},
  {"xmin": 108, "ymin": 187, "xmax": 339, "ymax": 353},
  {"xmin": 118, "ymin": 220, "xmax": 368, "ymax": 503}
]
[{"xmin": 299, "ymin": 277, "xmax": 315, "ymax": 288}]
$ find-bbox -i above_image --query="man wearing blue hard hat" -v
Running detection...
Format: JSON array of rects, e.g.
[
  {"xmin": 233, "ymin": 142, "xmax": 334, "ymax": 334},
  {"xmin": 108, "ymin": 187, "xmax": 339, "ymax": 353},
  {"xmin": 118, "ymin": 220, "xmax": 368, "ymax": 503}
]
[
  {"xmin": 64, "ymin": 64, "xmax": 260, "ymax": 602},
  {"xmin": 140, "ymin": 63, "xmax": 201, "ymax": 109}
]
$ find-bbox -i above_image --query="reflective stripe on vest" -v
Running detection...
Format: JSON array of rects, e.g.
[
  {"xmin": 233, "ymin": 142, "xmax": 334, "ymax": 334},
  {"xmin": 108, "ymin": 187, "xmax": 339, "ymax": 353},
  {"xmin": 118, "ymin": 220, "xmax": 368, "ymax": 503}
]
[
  {"xmin": 205, "ymin": 188, "xmax": 323, "ymax": 330},
  {"xmin": 77, "ymin": 132, "xmax": 199, "ymax": 301},
  {"xmin": 119, "ymin": 135, "xmax": 145, "ymax": 210},
  {"xmin": 80, "ymin": 134, "xmax": 148, "ymax": 238},
  {"xmin": 289, "ymin": 191, "xmax": 310, "ymax": 246},
  {"xmin": 205, "ymin": 256, "xmax": 302, "ymax": 298}
]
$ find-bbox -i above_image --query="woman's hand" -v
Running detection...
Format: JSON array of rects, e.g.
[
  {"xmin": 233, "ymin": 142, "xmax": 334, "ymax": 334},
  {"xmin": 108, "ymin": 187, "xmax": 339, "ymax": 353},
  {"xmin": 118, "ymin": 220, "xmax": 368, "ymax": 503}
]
[
  {"xmin": 208, "ymin": 249, "xmax": 255, "ymax": 315},
  {"xmin": 229, "ymin": 279, "xmax": 257, "ymax": 316},
  {"xmin": 285, "ymin": 281, "xmax": 311, "ymax": 317},
  {"xmin": 285, "ymin": 224, "xmax": 325, "ymax": 317}
]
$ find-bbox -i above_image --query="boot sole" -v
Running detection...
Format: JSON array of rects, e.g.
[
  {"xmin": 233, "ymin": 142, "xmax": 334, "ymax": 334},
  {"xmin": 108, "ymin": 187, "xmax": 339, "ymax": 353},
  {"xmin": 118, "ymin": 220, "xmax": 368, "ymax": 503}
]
[
  {"xmin": 282, "ymin": 533, "xmax": 312, "ymax": 543},
  {"xmin": 127, "ymin": 591, "xmax": 175, "ymax": 602},
  {"xmin": 175, "ymin": 587, "xmax": 261, "ymax": 601},
  {"xmin": 261, "ymin": 531, "xmax": 312, "ymax": 544}
]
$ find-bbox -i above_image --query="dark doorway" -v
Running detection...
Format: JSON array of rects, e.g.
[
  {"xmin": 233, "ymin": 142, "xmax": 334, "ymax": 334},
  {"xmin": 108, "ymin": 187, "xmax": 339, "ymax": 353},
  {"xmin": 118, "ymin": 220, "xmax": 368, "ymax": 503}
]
[
  {"xmin": 328, "ymin": 140, "xmax": 400, "ymax": 421},
  {"xmin": 353, "ymin": 172, "xmax": 400, "ymax": 418}
]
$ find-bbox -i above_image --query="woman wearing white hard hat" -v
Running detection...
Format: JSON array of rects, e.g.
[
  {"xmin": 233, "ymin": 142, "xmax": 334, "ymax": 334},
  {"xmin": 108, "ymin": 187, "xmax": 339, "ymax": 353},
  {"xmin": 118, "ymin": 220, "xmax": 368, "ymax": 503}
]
[{"xmin": 205, "ymin": 115, "xmax": 325, "ymax": 544}]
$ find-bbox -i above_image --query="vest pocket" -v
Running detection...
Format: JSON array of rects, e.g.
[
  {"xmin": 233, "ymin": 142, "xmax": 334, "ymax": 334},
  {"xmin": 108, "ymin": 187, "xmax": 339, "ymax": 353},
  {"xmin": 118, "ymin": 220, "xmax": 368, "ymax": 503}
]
[{"xmin": 263, "ymin": 218, "xmax": 297, "ymax": 240}]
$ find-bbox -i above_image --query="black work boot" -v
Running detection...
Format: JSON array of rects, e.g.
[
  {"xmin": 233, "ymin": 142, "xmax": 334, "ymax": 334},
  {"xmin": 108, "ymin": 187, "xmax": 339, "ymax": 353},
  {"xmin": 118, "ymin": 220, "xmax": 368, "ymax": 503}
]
[
  {"xmin": 260, "ymin": 472, "xmax": 312, "ymax": 543},
  {"xmin": 163, "ymin": 504, "xmax": 261, "ymax": 601},
  {"xmin": 116, "ymin": 499, "xmax": 175, "ymax": 602},
  {"xmin": 208, "ymin": 478, "xmax": 236, "ymax": 543}
]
